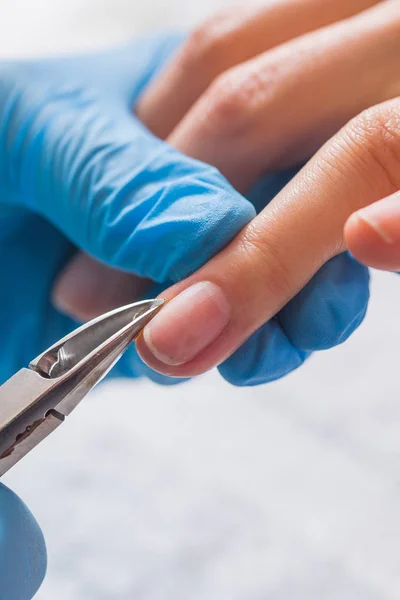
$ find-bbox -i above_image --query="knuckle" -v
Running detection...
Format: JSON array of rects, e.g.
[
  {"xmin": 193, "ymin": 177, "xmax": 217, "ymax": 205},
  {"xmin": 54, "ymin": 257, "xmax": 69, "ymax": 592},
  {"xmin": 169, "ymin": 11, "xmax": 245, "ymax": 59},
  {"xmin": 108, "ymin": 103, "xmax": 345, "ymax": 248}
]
[
  {"xmin": 201, "ymin": 52, "xmax": 283, "ymax": 138},
  {"xmin": 344, "ymin": 99, "xmax": 400, "ymax": 191},
  {"xmin": 238, "ymin": 225, "xmax": 293, "ymax": 302},
  {"xmin": 180, "ymin": 10, "xmax": 237, "ymax": 70},
  {"xmin": 202, "ymin": 68, "xmax": 259, "ymax": 136},
  {"xmin": 206, "ymin": 71, "xmax": 249, "ymax": 129}
]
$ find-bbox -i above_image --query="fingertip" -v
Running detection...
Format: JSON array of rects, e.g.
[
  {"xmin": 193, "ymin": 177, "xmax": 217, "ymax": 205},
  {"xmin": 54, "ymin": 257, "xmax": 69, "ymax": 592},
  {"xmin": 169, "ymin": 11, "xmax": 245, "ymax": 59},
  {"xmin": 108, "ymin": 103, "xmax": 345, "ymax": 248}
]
[
  {"xmin": 345, "ymin": 211, "xmax": 400, "ymax": 271},
  {"xmin": 344, "ymin": 210, "xmax": 385, "ymax": 251}
]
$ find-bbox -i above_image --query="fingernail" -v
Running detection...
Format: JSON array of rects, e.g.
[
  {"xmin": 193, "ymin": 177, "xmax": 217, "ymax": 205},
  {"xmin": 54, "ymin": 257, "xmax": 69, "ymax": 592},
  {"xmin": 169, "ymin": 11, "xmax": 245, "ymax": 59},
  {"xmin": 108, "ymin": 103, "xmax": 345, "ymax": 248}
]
[
  {"xmin": 356, "ymin": 194, "xmax": 400, "ymax": 244},
  {"xmin": 143, "ymin": 281, "xmax": 230, "ymax": 366}
]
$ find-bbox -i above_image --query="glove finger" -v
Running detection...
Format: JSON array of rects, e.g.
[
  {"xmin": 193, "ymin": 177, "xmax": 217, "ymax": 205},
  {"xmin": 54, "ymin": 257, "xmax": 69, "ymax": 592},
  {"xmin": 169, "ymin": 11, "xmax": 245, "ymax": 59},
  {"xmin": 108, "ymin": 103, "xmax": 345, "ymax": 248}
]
[
  {"xmin": 54, "ymin": 166, "xmax": 302, "ymax": 321},
  {"xmin": 0, "ymin": 67, "xmax": 255, "ymax": 282},
  {"xmin": 0, "ymin": 484, "xmax": 46, "ymax": 600},
  {"xmin": 278, "ymin": 252, "xmax": 370, "ymax": 351},
  {"xmin": 345, "ymin": 189, "xmax": 400, "ymax": 271},
  {"xmin": 218, "ymin": 318, "xmax": 309, "ymax": 387}
]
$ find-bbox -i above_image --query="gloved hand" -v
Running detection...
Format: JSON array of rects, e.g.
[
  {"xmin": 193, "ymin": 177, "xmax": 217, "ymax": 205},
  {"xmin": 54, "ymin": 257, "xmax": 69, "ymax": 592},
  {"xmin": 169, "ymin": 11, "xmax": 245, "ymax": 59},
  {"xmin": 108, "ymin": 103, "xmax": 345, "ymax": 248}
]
[
  {"xmin": 0, "ymin": 33, "xmax": 254, "ymax": 385},
  {"xmin": 0, "ymin": 483, "xmax": 46, "ymax": 599}
]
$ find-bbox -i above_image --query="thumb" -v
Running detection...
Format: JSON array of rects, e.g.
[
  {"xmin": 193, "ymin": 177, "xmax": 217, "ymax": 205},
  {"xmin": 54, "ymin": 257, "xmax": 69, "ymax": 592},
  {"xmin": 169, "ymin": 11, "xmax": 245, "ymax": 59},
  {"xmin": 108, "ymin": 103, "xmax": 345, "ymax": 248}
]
[
  {"xmin": 345, "ymin": 190, "xmax": 400, "ymax": 271},
  {"xmin": 136, "ymin": 99, "xmax": 400, "ymax": 376},
  {"xmin": 0, "ymin": 62, "xmax": 254, "ymax": 284},
  {"xmin": 0, "ymin": 484, "xmax": 46, "ymax": 599}
]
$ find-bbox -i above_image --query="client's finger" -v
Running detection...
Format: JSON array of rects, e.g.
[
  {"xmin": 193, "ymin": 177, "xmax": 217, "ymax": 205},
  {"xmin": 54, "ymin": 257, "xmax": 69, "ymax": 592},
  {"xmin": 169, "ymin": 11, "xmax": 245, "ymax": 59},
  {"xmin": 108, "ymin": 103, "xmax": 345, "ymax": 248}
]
[
  {"xmin": 136, "ymin": 98, "xmax": 400, "ymax": 376},
  {"xmin": 137, "ymin": 0, "xmax": 380, "ymax": 138},
  {"xmin": 170, "ymin": 1, "xmax": 400, "ymax": 191},
  {"xmin": 345, "ymin": 190, "xmax": 400, "ymax": 271},
  {"xmin": 55, "ymin": 0, "xmax": 383, "ymax": 322}
]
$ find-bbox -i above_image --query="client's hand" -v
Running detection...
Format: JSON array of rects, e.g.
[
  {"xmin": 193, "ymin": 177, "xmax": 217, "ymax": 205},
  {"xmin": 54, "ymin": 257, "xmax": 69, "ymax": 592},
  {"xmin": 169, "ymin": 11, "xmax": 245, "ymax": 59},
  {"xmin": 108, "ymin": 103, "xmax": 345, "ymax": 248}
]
[
  {"xmin": 63, "ymin": 0, "xmax": 399, "ymax": 384},
  {"xmin": 136, "ymin": 92, "xmax": 400, "ymax": 378}
]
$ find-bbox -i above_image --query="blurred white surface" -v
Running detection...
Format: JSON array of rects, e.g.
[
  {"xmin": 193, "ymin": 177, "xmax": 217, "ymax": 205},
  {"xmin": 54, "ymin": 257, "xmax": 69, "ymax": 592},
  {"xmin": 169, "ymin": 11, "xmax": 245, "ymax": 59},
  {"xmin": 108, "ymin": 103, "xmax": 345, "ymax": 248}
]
[{"xmin": 2, "ymin": 1, "xmax": 400, "ymax": 599}]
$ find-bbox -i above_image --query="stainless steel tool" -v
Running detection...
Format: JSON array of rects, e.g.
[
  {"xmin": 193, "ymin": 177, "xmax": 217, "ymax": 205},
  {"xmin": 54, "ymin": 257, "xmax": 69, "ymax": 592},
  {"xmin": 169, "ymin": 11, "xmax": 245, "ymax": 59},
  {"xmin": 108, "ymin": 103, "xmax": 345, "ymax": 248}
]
[{"xmin": 0, "ymin": 299, "xmax": 164, "ymax": 476}]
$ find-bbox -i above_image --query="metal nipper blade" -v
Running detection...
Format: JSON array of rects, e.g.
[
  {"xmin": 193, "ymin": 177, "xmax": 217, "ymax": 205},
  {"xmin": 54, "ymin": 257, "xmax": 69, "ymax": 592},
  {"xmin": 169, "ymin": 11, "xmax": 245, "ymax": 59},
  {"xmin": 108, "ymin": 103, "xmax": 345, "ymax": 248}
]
[{"xmin": 0, "ymin": 299, "xmax": 164, "ymax": 476}]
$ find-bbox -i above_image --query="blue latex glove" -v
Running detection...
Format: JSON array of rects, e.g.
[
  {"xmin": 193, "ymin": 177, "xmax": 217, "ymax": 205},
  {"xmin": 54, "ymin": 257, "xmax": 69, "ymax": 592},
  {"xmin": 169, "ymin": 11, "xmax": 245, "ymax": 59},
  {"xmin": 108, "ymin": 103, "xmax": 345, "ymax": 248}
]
[
  {"xmin": 0, "ymin": 32, "xmax": 369, "ymax": 394},
  {"xmin": 0, "ymin": 483, "xmax": 46, "ymax": 599}
]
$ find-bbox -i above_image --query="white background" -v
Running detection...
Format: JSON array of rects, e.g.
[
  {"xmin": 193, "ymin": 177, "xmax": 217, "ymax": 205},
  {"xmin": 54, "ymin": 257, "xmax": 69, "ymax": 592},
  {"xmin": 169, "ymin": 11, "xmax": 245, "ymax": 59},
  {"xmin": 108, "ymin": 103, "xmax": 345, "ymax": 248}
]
[{"xmin": 1, "ymin": 1, "xmax": 400, "ymax": 598}]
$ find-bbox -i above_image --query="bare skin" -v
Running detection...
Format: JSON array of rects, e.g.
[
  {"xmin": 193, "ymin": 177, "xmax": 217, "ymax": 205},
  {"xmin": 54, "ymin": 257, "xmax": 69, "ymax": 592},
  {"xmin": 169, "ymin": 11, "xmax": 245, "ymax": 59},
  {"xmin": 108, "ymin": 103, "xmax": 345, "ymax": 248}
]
[{"xmin": 345, "ymin": 191, "xmax": 400, "ymax": 271}]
